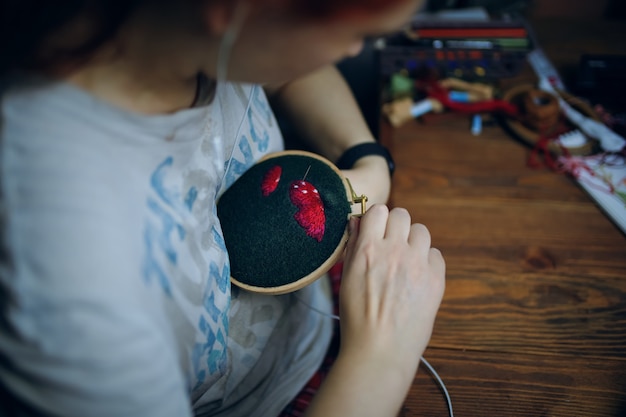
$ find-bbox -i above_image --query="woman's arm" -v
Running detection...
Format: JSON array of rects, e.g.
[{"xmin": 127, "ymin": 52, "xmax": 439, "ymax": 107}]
[{"xmin": 266, "ymin": 65, "xmax": 391, "ymax": 206}]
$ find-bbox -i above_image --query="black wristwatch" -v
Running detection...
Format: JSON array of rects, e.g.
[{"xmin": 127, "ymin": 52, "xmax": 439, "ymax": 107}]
[{"xmin": 336, "ymin": 142, "xmax": 395, "ymax": 177}]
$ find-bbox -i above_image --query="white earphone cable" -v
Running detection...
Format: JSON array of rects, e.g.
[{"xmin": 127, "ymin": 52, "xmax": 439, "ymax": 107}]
[{"xmin": 215, "ymin": 2, "xmax": 255, "ymax": 192}]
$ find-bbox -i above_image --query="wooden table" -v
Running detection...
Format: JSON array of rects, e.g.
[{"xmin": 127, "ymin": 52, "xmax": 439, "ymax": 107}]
[{"xmin": 382, "ymin": 18, "xmax": 626, "ymax": 417}]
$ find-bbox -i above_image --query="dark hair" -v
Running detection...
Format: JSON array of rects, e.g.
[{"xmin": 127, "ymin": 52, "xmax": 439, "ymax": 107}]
[
  {"xmin": 0, "ymin": 0, "xmax": 410, "ymax": 75},
  {"xmin": 0, "ymin": 0, "xmax": 137, "ymax": 75}
]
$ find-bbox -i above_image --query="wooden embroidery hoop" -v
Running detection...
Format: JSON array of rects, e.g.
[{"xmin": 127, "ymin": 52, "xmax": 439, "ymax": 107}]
[{"xmin": 220, "ymin": 150, "xmax": 367, "ymax": 295}]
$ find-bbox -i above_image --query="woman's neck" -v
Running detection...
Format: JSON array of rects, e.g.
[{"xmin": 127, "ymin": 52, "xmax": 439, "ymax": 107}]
[
  {"xmin": 67, "ymin": 62, "xmax": 201, "ymax": 115},
  {"xmin": 64, "ymin": 9, "xmax": 220, "ymax": 114}
]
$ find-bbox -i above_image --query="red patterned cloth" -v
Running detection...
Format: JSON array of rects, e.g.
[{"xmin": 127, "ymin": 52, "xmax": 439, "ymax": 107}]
[{"xmin": 278, "ymin": 263, "xmax": 343, "ymax": 417}]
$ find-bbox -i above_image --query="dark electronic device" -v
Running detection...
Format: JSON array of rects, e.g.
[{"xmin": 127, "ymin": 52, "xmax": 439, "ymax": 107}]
[
  {"xmin": 577, "ymin": 54, "xmax": 626, "ymax": 112},
  {"xmin": 378, "ymin": 17, "xmax": 534, "ymax": 81}
]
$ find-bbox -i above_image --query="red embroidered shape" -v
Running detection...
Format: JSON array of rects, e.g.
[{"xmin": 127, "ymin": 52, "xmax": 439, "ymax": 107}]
[
  {"xmin": 289, "ymin": 180, "xmax": 325, "ymax": 242},
  {"xmin": 261, "ymin": 165, "xmax": 282, "ymax": 196}
]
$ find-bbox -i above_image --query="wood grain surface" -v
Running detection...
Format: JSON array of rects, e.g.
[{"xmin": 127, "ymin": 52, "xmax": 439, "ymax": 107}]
[{"xmin": 382, "ymin": 19, "xmax": 626, "ymax": 415}]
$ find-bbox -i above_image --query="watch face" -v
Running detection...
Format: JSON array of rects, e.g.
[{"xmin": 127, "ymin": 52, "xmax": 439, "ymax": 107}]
[{"xmin": 217, "ymin": 151, "xmax": 352, "ymax": 293}]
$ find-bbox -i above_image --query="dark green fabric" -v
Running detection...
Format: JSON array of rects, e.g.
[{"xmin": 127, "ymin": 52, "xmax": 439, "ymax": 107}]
[{"xmin": 217, "ymin": 154, "xmax": 351, "ymax": 288}]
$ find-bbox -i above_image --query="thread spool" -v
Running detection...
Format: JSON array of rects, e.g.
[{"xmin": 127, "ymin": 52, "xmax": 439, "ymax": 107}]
[{"xmin": 521, "ymin": 89, "xmax": 560, "ymax": 132}]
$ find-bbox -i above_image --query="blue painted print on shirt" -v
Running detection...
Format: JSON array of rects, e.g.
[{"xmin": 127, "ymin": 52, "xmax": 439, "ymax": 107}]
[
  {"xmin": 142, "ymin": 157, "xmax": 187, "ymax": 296},
  {"xmin": 252, "ymin": 86, "xmax": 272, "ymax": 123},
  {"xmin": 142, "ymin": 220, "xmax": 173, "ymax": 297},
  {"xmin": 192, "ymin": 261, "xmax": 230, "ymax": 389},
  {"xmin": 143, "ymin": 157, "xmax": 232, "ymax": 389},
  {"xmin": 222, "ymin": 104, "xmax": 271, "ymax": 190},
  {"xmin": 246, "ymin": 108, "xmax": 269, "ymax": 153},
  {"xmin": 222, "ymin": 136, "xmax": 255, "ymax": 190},
  {"xmin": 185, "ymin": 186, "xmax": 198, "ymax": 212}
]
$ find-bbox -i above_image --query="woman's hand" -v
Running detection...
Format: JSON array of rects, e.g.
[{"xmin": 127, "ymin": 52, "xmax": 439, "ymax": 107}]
[
  {"xmin": 339, "ymin": 204, "xmax": 445, "ymax": 382},
  {"xmin": 304, "ymin": 205, "xmax": 445, "ymax": 417}
]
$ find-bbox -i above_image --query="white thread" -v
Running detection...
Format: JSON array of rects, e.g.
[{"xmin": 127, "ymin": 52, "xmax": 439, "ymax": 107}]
[
  {"xmin": 295, "ymin": 293, "xmax": 454, "ymax": 417},
  {"xmin": 295, "ymin": 293, "xmax": 340, "ymax": 321}
]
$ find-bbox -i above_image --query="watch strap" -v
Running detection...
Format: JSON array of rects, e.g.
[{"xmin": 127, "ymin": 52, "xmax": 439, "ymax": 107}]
[{"xmin": 336, "ymin": 142, "xmax": 395, "ymax": 177}]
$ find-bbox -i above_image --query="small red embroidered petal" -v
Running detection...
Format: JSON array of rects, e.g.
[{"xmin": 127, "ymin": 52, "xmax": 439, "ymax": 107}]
[
  {"xmin": 289, "ymin": 180, "xmax": 325, "ymax": 242},
  {"xmin": 261, "ymin": 165, "xmax": 282, "ymax": 196}
]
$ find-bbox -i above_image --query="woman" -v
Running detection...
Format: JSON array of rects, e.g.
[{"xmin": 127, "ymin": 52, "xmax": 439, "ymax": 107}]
[{"xmin": 0, "ymin": 0, "xmax": 445, "ymax": 416}]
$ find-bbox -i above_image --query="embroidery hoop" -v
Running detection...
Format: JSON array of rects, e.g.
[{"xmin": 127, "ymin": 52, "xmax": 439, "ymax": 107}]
[{"xmin": 217, "ymin": 150, "xmax": 367, "ymax": 295}]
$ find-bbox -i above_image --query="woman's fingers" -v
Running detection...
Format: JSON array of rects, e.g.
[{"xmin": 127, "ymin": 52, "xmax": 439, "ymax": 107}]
[
  {"xmin": 429, "ymin": 247, "xmax": 446, "ymax": 278},
  {"xmin": 345, "ymin": 204, "xmax": 444, "ymax": 283},
  {"xmin": 384, "ymin": 207, "xmax": 412, "ymax": 241},
  {"xmin": 356, "ymin": 204, "xmax": 415, "ymax": 242},
  {"xmin": 356, "ymin": 204, "xmax": 389, "ymax": 240},
  {"xmin": 408, "ymin": 222, "xmax": 432, "ymax": 252}
]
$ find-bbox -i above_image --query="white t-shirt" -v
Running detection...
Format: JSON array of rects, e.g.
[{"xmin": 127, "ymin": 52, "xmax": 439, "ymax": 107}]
[{"xmin": 0, "ymin": 77, "xmax": 333, "ymax": 417}]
